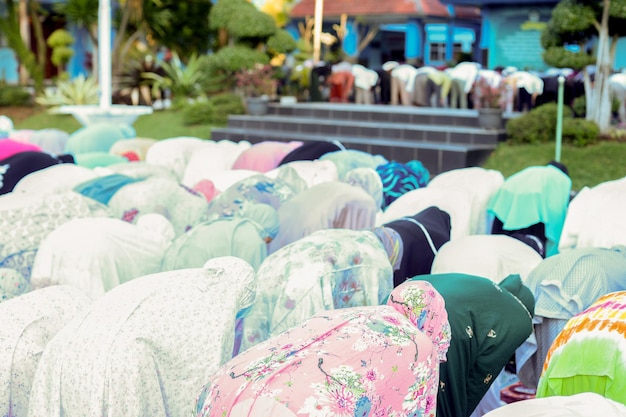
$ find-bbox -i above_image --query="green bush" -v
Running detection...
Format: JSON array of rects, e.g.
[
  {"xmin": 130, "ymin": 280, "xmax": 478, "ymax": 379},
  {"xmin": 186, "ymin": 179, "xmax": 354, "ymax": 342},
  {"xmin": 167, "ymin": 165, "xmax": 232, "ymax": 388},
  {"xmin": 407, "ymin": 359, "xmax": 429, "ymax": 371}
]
[
  {"xmin": 562, "ymin": 118, "xmax": 599, "ymax": 147},
  {"xmin": 0, "ymin": 85, "xmax": 32, "ymax": 106},
  {"xmin": 182, "ymin": 100, "xmax": 214, "ymax": 125},
  {"xmin": 209, "ymin": 92, "xmax": 245, "ymax": 124},
  {"xmin": 570, "ymin": 95, "xmax": 619, "ymax": 118},
  {"xmin": 506, "ymin": 102, "xmax": 573, "ymax": 144},
  {"xmin": 181, "ymin": 92, "xmax": 245, "ymax": 126}
]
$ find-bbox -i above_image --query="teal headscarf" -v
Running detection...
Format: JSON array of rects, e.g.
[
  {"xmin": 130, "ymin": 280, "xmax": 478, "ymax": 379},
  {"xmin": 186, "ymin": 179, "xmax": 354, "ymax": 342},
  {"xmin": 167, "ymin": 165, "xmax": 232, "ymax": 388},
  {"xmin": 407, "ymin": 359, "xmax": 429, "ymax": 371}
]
[{"xmin": 241, "ymin": 203, "xmax": 280, "ymax": 242}]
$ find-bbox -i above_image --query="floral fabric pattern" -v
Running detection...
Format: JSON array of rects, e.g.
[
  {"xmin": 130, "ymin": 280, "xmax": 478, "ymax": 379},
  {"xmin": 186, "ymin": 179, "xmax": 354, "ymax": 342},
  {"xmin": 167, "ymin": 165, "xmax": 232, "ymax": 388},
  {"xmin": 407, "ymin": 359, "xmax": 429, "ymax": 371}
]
[
  {"xmin": 196, "ymin": 305, "xmax": 440, "ymax": 417},
  {"xmin": 387, "ymin": 280, "xmax": 452, "ymax": 362},
  {"xmin": 28, "ymin": 257, "xmax": 256, "ymax": 417},
  {"xmin": 107, "ymin": 177, "xmax": 208, "ymax": 236},
  {"xmin": 0, "ymin": 285, "xmax": 91, "ymax": 417},
  {"xmin": 242, "ymin": 229, "xmax": 393, "ymax": 351}
]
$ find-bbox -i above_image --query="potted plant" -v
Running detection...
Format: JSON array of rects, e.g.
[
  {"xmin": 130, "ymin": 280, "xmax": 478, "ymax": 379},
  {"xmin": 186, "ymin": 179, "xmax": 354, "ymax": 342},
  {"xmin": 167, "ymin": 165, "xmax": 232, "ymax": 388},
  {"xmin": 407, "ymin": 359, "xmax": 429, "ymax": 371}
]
[
  {"xmin": 235, "ymin": 63, "xmax": 276, "ymax": 115},
  {"xmin": 477, "ymin": 83, "xmax": 505, "ymax": 130}
]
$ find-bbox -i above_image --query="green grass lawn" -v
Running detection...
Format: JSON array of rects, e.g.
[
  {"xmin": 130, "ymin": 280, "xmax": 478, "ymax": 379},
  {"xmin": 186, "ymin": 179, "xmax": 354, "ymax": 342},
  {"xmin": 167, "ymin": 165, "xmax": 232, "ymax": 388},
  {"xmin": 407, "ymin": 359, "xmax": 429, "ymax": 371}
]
[{"xmin": 11, "ymin": 106, "xmax": 626, "ymax": 192}]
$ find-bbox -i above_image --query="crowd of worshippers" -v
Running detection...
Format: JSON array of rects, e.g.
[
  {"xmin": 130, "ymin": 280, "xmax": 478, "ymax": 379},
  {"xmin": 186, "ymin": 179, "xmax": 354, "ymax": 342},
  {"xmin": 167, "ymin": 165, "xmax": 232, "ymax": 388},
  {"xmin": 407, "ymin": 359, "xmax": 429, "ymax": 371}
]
[
  {"xmin": 2, "ymin": 119, "xmax": 626, "ymax": 417},
  {"xmin": 300, "ymin": 59, "xmax": 596, "ymax": 113}
]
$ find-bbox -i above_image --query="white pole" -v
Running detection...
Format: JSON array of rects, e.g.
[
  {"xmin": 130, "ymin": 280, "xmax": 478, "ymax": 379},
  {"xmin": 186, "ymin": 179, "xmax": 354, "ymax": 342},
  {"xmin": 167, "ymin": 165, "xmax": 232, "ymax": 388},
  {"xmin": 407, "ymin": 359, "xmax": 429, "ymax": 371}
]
[
  {"xmin": 313, "ymin": 0, "xmax": 324, "ymax": 63},
  {"xmin": 99, "ymin": 0, "xmax": 112, "ymax": 110}
]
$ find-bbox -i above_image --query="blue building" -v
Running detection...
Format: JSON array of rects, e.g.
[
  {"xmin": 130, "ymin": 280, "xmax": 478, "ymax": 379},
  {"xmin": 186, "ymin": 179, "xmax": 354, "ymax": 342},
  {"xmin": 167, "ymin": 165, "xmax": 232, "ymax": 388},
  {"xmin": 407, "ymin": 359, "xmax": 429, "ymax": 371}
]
[{"xmin": 288, "ymin": 0, "xmax": 483, "ymax": 68}]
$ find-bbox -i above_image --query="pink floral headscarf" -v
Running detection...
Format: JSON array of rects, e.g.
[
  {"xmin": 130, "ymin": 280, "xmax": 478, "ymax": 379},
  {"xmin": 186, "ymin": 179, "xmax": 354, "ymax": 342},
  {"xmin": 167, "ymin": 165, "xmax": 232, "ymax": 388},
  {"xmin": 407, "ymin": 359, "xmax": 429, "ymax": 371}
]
[{"xmin": 387, "ymin": 279, "xmax": 451, "ymax": 362}]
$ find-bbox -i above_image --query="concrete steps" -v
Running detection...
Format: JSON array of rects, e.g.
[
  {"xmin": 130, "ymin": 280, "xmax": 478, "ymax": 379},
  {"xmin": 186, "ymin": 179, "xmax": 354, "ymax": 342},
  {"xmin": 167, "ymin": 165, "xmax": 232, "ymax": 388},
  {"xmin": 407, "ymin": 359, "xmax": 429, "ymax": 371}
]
[{"xmin": 210, "ymin": 102, "xmax": 514, "ymax": 175}]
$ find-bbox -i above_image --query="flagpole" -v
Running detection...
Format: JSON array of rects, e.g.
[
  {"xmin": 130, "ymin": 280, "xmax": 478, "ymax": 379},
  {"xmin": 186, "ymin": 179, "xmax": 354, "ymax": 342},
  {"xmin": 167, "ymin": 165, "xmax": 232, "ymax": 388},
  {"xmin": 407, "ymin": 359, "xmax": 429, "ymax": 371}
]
[
  {"xmin": 98, "ymin": 0, "xmax": 112, "ymax": 110},
  {"xmin": 313, "ymin": 0, "xmax": 324, "ymax": 63}
]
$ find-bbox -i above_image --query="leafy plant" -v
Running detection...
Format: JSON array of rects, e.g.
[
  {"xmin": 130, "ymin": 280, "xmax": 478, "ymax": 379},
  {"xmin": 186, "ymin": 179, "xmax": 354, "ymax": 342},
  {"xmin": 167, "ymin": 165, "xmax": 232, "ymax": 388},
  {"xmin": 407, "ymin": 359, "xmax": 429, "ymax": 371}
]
[
  {"xmin": 0, "ymin": 85, "xmax": 32, "ymax": 106},
  {"xmin": 234, "ymin": 63, "xmax": 276, "ymax": 98},
  {"xmin": 181, "ymin": 92, "xmax": 244, "ymax": 126},
  {"xmin": 141, "ymin": 52, "xmax": 205, "ymax": 103},
  {"xmin": 506, "ymin": 102, "xmax": 574, "ymax": 144},
  {"xmin": 35, "ymin": 74, "xmax": 99, "ymax": 108},
  {"xmin": 562, "ymin": 118, "xmax": 599, "ymax": 147},
  {"xmin": 47, "ymin": 29, "xmax": 75, "ymax": 77}
]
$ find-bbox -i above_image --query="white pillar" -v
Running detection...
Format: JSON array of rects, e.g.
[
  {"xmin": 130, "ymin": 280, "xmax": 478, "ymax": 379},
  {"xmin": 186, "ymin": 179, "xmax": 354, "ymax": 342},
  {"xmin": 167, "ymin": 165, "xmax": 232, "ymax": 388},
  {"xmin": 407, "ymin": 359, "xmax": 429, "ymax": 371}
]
[
  {"xmin": 98, "ymin": 0, "xmax": 112, "ymax": 110},
  {"xmin": 313, "ymin": 0, "xmax": 324, "ymax": 63}
]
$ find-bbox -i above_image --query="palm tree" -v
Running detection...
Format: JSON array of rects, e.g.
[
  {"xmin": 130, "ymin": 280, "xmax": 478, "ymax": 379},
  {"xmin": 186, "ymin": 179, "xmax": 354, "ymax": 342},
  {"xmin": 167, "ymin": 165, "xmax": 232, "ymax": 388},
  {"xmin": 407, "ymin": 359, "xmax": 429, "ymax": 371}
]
[{"xmin": 54, "ymin": 0, "xmax": 99, "ymax": 78}]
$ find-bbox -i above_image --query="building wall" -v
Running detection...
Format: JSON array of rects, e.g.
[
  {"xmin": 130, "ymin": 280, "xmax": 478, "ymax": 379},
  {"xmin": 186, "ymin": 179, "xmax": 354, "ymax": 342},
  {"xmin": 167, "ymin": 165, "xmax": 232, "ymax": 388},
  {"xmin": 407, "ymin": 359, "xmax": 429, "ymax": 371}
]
[{"xmin": 481, "ymin": 5, "xmax": 554, "ymax": 70}]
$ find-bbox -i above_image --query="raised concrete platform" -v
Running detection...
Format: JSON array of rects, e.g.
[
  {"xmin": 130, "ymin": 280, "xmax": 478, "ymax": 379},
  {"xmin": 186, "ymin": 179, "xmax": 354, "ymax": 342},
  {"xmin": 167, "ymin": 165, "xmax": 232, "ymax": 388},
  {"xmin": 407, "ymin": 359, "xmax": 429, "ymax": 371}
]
[{"xmin": 211, "ymin": 102, "xmax": 514, "ymax": 175}]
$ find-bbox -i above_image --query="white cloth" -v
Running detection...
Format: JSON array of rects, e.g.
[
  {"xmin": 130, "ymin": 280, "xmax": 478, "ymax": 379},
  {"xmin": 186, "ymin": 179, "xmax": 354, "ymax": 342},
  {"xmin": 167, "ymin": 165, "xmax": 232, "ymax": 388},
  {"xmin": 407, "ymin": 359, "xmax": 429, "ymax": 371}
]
[
  {"xmin": 507, "ymin": 71, "xmax": 544, "ymax": 95},
  {"xmin": 144, "ymin": 136, "xmax": 211, "ymax": 180},
  {"xmin": 391, "ymin": 64, "xmax": 420, "ymax": 93},
  {"xmin": 483, "ymin": 392, "xmax": 626, "ymax": 417},
  {"xmin": 0, "ymin": 285, "xmax": 91, "ymax": 417},
  {"xmin": 431, "ymin": 235, "xmax": 543, "ymax": 283},
  {"xmin": 12, "ymin": 164, "xmax": 99, "ymax": 196},
  {"xmin": 181, "ymin": 140, "xmax": 251, "ymax": 187},
  {"xmin": 351, "ymin": 64, "xmax": 379, "ymax": 90},
  {"xmin": 106, "ymin": 176, "xmax": 209, "ymax": 236},
  {"xmin": 445, "ymin": 62, "xmax": 481, "ymax": 93},
  {"xmin": 269, "ymin": 181, "xmax": 378, "ymax": 253},
  {"xmin": 30, "ymin": 216, "xmax": 174, "ymax": 299},
  {"xmin": 266, "ymin": 159, "xmax": 338, "ymax": 189},
  {"xmin": 558, "ymin": 176, "xmax": 626, "ymax": 250},
  {"xmin": 378, "ymin": 186, "xmax": 473, "ymax": 240},
  {"xmin": 28, "ymin": 257, "xmax": 256, "ymax": 417},
  {"xmin": 428, "ymin": 167, "xmax": 504, "ymax": 235},
  {"xmin": 205, "ymin": 169, "xmax": 260, "ymax": 193},
  {"xmin": 101, "ymin": 160, "xmax": 178, "ymax": 180}
]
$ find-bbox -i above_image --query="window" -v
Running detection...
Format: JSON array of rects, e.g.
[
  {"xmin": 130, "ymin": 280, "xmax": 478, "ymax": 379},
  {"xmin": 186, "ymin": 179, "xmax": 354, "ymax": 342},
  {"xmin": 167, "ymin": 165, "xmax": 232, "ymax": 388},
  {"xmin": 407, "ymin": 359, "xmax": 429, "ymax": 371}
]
[{"xmin": 429, "ymin": 43, "xmax": 446, "ymax": 62}]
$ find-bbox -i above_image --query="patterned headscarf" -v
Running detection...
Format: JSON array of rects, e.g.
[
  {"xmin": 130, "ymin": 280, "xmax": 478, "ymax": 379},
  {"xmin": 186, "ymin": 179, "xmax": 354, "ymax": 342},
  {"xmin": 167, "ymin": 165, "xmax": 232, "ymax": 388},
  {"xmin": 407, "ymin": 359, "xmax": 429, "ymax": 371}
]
[
  {"xmin": 372, "ymin": 226, "xmax": 403, "ymax": 271},
  {"xmin": 387, "ymin": 279, "xmax": 451, "ymax": 362},
  {"xmin": 376, "ymin": 160, "xmax": 430, "ymax": 209}
]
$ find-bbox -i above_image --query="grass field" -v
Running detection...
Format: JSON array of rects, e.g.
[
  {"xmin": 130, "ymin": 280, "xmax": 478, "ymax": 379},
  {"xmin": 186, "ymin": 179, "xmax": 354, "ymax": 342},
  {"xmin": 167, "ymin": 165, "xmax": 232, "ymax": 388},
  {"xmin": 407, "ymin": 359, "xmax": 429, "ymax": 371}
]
[{"xmin": 6, "ymin": 105, "xmax": 626, "ymax": 192}]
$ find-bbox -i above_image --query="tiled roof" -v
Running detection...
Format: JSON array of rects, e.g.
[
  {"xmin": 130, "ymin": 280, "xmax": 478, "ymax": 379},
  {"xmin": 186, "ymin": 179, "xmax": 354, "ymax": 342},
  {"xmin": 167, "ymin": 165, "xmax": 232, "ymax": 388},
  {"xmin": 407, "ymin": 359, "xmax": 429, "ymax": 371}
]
[{"xmin": 290, "ymin": 0, "xmax": 480, "ymax": 19}]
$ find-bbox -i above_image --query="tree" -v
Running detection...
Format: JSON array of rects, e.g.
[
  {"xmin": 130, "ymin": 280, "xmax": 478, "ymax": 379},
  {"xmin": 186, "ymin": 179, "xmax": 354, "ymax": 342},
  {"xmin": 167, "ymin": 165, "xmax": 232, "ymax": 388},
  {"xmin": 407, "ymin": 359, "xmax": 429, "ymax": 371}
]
[
  {"xmin": 0, "ymin": 0, "xmax": 44, "ymax": 91},
  {"xmin": 542, "ymin": 0, "xmax": 626, "ymax": 133},
  {"xmin": 54, "ymin": 0, "xmax": 99, "ymax": 78}
]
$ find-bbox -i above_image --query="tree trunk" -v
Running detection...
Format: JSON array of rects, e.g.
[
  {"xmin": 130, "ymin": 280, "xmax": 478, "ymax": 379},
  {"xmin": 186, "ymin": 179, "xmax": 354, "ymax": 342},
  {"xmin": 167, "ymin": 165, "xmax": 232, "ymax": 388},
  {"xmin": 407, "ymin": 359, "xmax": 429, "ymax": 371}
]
[
  {"xmin": 18, "ymin": 0, "xmax": 30, "ymax": 84},
  {"xmin": 588, "ymin": 0, "xmax": 613, "ymax": 134}
]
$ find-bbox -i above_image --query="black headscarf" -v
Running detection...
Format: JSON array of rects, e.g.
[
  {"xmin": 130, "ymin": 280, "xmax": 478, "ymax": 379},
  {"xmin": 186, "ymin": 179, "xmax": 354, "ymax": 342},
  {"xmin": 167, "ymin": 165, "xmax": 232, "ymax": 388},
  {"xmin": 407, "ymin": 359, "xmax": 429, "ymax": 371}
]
[
  {"xmin": 0, "ymin": 151, "xmax": 75, "ymax": 195},
  {"xmin": 384, "ymin": 206, "xmax": 452, "ymax": 287}
]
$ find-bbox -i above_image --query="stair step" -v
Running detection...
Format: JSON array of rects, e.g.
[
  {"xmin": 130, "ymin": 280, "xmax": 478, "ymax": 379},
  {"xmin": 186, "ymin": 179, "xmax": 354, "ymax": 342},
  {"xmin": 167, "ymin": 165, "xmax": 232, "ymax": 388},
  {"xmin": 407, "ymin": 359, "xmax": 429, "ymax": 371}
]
[
  {"xmin": 267, "ymin": 102, "xmax": 519, "ymax": 128},
  {"xmin": 227, "ymin": 115, "xmax": 506, "ymax": 145},
  {"xmin": 210, "ymin": 127, "xmax": 495, "ymax": 175}
]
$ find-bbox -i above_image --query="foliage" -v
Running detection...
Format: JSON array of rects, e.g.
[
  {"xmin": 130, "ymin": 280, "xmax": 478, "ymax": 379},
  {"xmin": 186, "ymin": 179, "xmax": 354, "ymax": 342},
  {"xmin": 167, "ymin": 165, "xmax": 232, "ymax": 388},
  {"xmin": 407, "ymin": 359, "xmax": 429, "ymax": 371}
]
[
  {"xmin": 47, "ymin": 29, "xmax": 75, "ymax": 72},
  {"xmin": 141, "ymin": 52, "xmax": 205, "ymax": 102},
  {"xmin": 562, "ymin": 118, "xmax": 600, "ymax": 147},
  {"xmin": 0, "ymin": 0, "xmax": 44, "ymax": 92},
  {"xmin": 206, "ymin": 45, "xmax": 270, "ymax": 74},
  {"xmin": 182, "ymin": 100, "xmax": 214, "ymax": 125},
  {"xmin": 140, "ymin": 0, "xmax": 213, "ymax": 60},
  {"xmin": 571, "ymin": 94, "xmax": 620, "ymax": 117},
  {"xmin": 267, "ymin": 29, "xmax": 298, "ymax": 56},
  {"xmin": 506, "ymin": 103, "xmax": 574, "ymax": 144},
  {"xmin": 480, "ymin": 84, "xmax": 505, "ymax": 109},
  {"xmin": 181, "ymin": 92, "xmax": 245, "ymax": 126},
  {"xmin": 53, "ymin": 0, "xmax": 98, "ymax": 45},
  {"xmin": 541, "ymin": 47, "xmax": 595, "ymax": 70},
  {"xmin": 35, "ymin": 74, "xmax": 99, "ymax": 107},
  {"xmin": 0, "ymin": 85, "xmax": 32, "ymax": 107},
  {"xmin": 234, "ymin": 63, "xmax": 276, "ymax": 97}
]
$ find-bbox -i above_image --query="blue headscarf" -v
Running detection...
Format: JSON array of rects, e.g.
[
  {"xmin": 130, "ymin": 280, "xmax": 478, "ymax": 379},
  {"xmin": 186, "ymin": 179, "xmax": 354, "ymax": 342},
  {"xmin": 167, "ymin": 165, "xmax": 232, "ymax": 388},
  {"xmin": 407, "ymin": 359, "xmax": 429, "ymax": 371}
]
[{"xmin": 376, "ymin": 160, "xmax": 430, "ymax": 209}]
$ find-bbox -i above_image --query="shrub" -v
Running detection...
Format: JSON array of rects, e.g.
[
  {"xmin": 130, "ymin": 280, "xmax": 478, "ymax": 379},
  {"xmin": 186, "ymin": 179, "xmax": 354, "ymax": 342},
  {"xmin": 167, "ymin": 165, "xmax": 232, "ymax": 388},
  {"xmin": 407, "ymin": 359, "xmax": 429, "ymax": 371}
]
[
  {"xmin": 0, "ymin": 85, "xmax": 32, "ymax": 106},
  {"xmin": 506, "ymin": 102, "xmax": 573, "ymax": 144},
  {"xmin": 182, "ymin": 100, "xmax": 214, "ymax": 126},
  {"xmin": 209, "ymin": 92, "xmax": 245, "ymax": 124},
  {"xmin": 562, "ymin": 118, "xmax": 599, "ymax": 147},
  {"xmin": 570, "ymin": 95, "xmax": 620, "ymax": 118},
  {"xmin": 35, "ymin": 74, "xmax": 98, "ymax": 108},
  {"xmin": 181, "ymin": 92, "xmax": 245, "ymax": 126}
]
